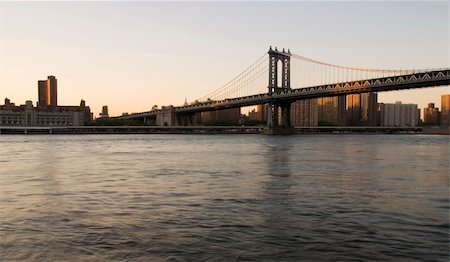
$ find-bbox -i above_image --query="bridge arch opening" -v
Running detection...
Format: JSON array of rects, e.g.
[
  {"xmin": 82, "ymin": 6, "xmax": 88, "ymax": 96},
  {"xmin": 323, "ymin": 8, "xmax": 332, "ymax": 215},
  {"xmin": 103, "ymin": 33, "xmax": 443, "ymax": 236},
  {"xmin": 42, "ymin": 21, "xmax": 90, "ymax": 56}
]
[{"xmin": 277, "ymin": 59, "xmax": 283, "ymax": 88}]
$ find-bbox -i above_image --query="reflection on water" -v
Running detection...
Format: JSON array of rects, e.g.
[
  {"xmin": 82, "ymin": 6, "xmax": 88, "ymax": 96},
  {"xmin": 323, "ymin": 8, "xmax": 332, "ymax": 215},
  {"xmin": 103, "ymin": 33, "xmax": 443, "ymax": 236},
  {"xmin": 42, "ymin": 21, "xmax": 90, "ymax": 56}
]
[{"xmin": 0, "ymin": 134, "xmax": 448, "ymax": 261}]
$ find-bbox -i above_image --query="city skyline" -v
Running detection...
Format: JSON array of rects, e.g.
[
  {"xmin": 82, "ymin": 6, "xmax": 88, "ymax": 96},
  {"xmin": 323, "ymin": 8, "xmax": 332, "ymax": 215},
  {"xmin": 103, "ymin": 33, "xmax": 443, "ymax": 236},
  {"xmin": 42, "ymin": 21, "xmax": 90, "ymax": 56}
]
[{"xmin": 0, "ymin": 1, "xmax": 448, "ymax": 117}]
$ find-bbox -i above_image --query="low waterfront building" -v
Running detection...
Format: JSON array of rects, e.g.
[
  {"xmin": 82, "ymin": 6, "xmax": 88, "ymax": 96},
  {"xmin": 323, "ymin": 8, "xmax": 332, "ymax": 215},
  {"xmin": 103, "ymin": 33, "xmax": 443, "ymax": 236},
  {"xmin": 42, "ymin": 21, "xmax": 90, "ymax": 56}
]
[{"xmin": 0, "ymin": 98, "xmax": 93, "ymax": 126}]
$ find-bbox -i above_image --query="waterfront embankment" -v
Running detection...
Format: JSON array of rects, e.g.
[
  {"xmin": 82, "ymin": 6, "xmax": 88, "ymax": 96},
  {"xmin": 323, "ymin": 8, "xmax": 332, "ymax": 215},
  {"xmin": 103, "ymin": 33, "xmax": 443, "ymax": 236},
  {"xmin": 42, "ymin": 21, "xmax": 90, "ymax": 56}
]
[{"xmin": 1, "ymin": 126, "xmax": 448, "ymax": 134}]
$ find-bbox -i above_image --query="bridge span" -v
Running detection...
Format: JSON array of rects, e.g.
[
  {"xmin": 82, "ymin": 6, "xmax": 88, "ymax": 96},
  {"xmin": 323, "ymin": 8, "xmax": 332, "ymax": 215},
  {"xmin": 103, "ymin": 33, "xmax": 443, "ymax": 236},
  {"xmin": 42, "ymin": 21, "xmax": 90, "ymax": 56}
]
[{"xmin": 114, "ymin": 48, "xmax": 449, "ymax": 129}]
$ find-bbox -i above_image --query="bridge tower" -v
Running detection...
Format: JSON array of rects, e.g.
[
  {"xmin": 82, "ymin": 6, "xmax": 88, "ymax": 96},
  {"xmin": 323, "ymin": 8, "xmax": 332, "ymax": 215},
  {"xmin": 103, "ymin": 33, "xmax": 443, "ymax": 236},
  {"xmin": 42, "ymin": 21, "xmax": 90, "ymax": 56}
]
[{"xmin": 266, "ymin": 47, "xmax": 292, "ymax": 130}]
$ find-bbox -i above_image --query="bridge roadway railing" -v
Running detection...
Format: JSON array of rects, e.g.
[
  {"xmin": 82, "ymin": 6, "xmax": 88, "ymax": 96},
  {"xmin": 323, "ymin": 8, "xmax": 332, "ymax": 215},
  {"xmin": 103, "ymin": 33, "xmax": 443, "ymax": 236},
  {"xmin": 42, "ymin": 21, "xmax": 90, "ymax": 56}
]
[{"xmin": 117, "ymin": 69, "xmax": 449, "ymax": 119}]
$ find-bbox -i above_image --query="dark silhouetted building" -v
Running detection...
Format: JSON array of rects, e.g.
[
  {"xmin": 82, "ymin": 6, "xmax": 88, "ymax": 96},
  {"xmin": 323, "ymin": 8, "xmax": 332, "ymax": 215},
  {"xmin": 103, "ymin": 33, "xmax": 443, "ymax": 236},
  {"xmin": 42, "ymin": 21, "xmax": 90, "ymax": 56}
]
[
  {"xmin": 200, "ymin": 108, "xmax": 241, "ymax": 125},
  {"xmin": 38, "ymin": 80, "xmax": 49, "ymax": 107},
  {"xmin": 101, "ymin": 105, "xmax": 109, "ymax": 118},
  {"xmin": 361, "ymin": 93, "xmax": 378, "ymax": 126},
  {"xmin": 248, "ymin": 109, "xmax": 258, "ymax": 121}
]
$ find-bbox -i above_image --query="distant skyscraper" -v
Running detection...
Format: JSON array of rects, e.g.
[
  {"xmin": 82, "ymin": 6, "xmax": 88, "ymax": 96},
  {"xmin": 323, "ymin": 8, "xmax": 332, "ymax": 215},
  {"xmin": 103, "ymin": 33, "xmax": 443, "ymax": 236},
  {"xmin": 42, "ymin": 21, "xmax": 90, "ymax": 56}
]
[
  {"xmin": 47, "ymin": 76, "xmax": 58, "ymax": 107},
  {"xmin": 101, "ymin": 105, "xmax": 109, "ymax": 118},
  {"xmin": 423, "ymin": 103, "xmax": 440, "ymax": 125},
  {"xmin": 37, "ymin": 76, "xmax": 57, "ymax": 107},
  {"xmin": 380, "ymin": 102, "xmax": 419, "ymax": 127},
  {"xmin": 441, "ymin": 94, "xmax": 450, "ymax": 126}
]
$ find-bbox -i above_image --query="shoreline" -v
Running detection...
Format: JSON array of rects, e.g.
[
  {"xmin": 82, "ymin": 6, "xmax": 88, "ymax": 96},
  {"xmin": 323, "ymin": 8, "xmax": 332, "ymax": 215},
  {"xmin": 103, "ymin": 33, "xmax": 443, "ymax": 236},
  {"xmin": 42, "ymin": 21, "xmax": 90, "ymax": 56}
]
[{"xmin": 0, "ymin": 126, "xmax": 448, "ymax": 135}]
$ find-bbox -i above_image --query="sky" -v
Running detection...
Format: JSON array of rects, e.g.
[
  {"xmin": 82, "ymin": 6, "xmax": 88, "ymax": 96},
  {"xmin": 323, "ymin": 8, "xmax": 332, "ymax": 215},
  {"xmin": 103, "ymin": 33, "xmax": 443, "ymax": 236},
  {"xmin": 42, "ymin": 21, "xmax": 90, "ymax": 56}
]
[{"xmin": 0, "ymin": 1, "xmax": 448, "ymax": 117}]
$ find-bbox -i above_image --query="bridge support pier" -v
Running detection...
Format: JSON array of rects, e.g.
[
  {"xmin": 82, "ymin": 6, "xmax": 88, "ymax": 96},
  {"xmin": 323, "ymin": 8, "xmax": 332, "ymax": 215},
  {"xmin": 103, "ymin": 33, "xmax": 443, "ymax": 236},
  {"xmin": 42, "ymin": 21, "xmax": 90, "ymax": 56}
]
[
  {"xmin": 263, "ymin": 101, "xmax": 295, "ymax": 135},
  {"xmin": 156, "ymin": 107, "xmax": 197, "ymax": 126},
  {"xmin": 156, "ymin": 106, "xmax": 176, "ymax": 126},
  {"xmin": 262, "ymin": 47, "xmax": 295, "ymax": 135}
]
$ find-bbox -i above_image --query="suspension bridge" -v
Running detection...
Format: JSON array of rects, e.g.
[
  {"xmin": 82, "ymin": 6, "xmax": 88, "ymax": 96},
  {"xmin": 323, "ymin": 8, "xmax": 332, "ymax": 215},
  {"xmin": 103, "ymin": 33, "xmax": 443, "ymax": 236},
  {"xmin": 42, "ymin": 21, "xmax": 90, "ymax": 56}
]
[{"xmin": 116, "ymin": 47, "xmax": 449, "ymax": 131}]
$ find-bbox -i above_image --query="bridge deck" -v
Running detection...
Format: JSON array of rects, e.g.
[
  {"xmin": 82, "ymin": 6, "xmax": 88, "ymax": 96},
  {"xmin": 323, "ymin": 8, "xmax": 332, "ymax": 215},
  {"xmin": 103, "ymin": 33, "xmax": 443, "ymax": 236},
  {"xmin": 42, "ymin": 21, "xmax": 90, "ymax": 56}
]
[{"xmin": 116, "ymin": 69, "xmax": 449, "ymax": 120}]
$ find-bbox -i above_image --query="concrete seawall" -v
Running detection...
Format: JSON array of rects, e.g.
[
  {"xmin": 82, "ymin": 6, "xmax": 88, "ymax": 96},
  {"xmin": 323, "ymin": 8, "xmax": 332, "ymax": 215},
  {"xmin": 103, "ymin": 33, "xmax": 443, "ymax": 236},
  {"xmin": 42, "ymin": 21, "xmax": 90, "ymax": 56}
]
[
  {"xmin": 0, "ymin": 126, "xmax": 444, "ymax": 135},
  {"xmin": 0, "ymin": 126, "xmax": 261, "ymax": 135}
]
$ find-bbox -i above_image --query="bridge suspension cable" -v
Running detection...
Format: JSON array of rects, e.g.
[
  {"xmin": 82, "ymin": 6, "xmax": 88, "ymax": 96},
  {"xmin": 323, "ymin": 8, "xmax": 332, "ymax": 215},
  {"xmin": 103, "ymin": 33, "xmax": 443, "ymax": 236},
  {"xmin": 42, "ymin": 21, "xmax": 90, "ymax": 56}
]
[
  {"xmin": 292, "ymin": 54, "xmax": 415, "ymax": 74},
  {"xmin": 193, "ymin": 49, "xmax": 438, "ymax": 105},
  {"xmin": 196, "ymin": 53, "xmax": 269, "ymax": 103},
  {"xmin": 290, "ymin": 53, "xmax": 424, "ymax": 88}
]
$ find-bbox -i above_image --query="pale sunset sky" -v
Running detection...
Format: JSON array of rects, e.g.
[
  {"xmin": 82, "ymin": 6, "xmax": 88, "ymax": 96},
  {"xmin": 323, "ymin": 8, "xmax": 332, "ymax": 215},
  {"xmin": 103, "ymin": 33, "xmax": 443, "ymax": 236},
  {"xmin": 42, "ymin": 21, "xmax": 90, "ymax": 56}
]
[{"xmin": 0, "ymin": 1, "xmax": 448, "ymax": 117}]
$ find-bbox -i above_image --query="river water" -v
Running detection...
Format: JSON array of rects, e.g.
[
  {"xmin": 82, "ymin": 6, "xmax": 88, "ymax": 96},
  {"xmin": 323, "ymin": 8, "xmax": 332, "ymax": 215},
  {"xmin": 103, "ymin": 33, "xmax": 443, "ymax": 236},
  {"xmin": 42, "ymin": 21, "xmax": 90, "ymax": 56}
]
[{"xmin": 0, "ymin": 134, "xmax": 448, "ymax": 261}]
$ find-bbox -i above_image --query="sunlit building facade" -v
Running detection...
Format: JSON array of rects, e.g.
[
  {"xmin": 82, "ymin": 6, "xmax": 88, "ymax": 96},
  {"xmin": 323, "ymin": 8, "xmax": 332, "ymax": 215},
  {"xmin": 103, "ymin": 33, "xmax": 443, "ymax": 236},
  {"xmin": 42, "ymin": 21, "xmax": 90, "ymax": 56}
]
[
  {"xmin": 441, "ymin": 94, "xmax": 450, "ymax": 126},
  {"xmin": 346, "ymin": 93, "xmax": 378, "ymax": 126},
  {"xmin": 38, "ymin": 76, "xmax": 58, "ymax": 107},
  {"xmin": 317, "ymin": 96, "xmax": 346, "ymax": 126},
  {"xmin": 256, "ymin": 104, "xmax": 268, "ymax": 122}
]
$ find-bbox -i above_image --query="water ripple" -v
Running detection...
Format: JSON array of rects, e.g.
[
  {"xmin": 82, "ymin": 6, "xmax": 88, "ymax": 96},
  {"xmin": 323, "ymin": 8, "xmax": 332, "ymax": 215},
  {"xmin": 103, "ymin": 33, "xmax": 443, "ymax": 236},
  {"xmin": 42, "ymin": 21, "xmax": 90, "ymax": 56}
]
[{"xmin": 0, "ymin": 134, "xmax": 448, "ymax": 261}]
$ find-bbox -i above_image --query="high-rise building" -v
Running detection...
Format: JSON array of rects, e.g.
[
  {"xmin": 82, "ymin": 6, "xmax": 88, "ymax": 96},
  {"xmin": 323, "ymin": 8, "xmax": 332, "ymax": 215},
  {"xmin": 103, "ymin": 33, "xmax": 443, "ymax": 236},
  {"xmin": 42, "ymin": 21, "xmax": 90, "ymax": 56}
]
[
  {"xmin": 47, "ymin": 76, "xmax": 58, "ymax": 107},
  {"xmin": 423, "ymin": 103, "xmax": 440, "ymax": 125},
  {"xmin": 101, "ymin": 105, "xmax": 109, "ymax": 118},
  {"xmin": 361, "ymin": 93, "xmax": 378, "ymax": 126},
  {"xmin": 291, "ymin": 99, "xmax": 318, "ymax": 126},
  {"xmin": 379, "ymin": 102, "xmax": 419, "ymax": 127},
  {"xmin": 38, "ymin": 80, "xmax": 49, "ymax": 107},
  {"xmin": 37, "ymin": 76, "xmax": 57, "ymax": 107},
  {"xmin": 256, "ymin": 104, "xmax": 268, "ymax": 122},
  {"xmin": 346, "ymin": 94, "xmax": 361, "ymax": 125},
  {"xmin": 346, "ymin": 93, "xmax": 378, "ymax": 126},
  {"xmin": 441, "ymin": 94, "xmax": 450, "ymax": 126},
  {"xmin": 318, "ymin": 96, "xmax": 346, "ymax": 125}
]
